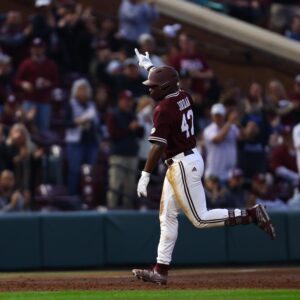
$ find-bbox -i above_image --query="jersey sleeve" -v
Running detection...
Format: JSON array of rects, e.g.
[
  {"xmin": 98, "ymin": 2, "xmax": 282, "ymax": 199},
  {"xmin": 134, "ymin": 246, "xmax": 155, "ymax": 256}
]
[{"xmin": 148, "ymin": 107, "xmax": 170, "ymax": 145}]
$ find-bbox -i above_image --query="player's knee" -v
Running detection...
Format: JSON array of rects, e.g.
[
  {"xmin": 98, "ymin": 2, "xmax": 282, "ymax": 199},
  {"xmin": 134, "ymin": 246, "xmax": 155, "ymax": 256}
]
[{"xmin": 192, "ymin": 220, "xmax": 207, "ymax": 229}]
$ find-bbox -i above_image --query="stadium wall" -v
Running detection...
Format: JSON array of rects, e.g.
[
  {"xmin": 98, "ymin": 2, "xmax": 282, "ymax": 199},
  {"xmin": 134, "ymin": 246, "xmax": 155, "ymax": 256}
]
[{"xmin": 0, "ymin": 211, "xmax": 298, "ymax": 270}]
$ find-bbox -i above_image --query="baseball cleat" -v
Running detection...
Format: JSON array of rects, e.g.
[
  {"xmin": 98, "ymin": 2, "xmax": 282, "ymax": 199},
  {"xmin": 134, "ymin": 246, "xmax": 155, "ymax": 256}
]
[
  {"xmin": 252, "ymin": 204, "xmax": 276, "ymax": 240},
  {"xmin": 132, "ymin": 268, "xmax": 167, "ymax": 285}
]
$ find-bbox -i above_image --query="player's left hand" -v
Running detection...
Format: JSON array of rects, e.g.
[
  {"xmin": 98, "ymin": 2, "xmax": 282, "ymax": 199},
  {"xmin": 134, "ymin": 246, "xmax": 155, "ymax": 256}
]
[
  {"xmin": 137, "ymin": 171, "xmax": 151, "ymax": 197},
  {"xmin": 135, "ymin": 48, "xmax": 153, "ymax": 71}
]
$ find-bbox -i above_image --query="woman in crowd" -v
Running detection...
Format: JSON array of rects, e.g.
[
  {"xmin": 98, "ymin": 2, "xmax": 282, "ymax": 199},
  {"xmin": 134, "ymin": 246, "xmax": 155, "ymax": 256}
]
[{"xmin": 65, "ymin": 78, "xmax": 100, "ymax": 195}]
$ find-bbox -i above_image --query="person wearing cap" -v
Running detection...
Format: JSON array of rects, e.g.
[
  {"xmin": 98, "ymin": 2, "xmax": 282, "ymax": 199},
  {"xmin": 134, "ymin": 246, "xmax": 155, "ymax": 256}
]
[
  {"xmin": 203, "ymin": 103, "xmax": 240, "ymax": 181},
  {"xmin": 106, "ymin": 90, "xmax": 144, "ymax": 209},
  {"xmin": 14, "ymin": 37, "xmax": 58, "ymax": 131}
]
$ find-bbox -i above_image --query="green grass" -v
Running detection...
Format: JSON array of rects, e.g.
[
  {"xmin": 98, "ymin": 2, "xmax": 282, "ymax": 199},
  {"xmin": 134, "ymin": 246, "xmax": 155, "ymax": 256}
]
[{"xmin": 0, "ymin": 290, "xmax": 299, "ymax": 300}]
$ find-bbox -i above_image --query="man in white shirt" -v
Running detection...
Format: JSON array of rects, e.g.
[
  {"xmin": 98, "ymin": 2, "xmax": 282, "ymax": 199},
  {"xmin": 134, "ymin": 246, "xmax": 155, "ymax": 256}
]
[{"xmin": 203, "ymin": 103, "xmax": 240, "ymax": 181}]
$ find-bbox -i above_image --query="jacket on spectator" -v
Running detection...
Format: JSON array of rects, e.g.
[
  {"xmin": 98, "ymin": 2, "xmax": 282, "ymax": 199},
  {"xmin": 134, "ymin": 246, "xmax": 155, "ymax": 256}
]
[
  {"xmin": 107, "ymin": 107, "xmax": 143, "ymax": 156},
  {"xmin": 14, "ymin": 57, "xmax": 58, "ymax": 104}
]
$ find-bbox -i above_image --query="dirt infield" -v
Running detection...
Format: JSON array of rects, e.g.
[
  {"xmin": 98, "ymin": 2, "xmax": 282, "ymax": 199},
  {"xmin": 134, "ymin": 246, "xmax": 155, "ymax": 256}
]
[{"xmin": 0, "ymin": 267, "xmax": 299, "ymax": 291}]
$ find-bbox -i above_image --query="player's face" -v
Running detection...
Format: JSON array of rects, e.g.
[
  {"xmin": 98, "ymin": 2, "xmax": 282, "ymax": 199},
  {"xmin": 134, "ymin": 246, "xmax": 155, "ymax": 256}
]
[{"xmin": 148, "ymin": 85, "xmax": 161, "ymax": 101}]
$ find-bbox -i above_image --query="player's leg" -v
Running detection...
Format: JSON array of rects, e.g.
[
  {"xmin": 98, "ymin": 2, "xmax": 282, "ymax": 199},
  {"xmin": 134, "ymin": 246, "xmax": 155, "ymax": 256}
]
[
  {"xmin": 133, "ymin": 174, "xmax": 179, "ymax": 284},
  {"xmin": 157, "ymin": 174, "xmax": 180, "ymax": 266},
  {"xmin": 168, "ymin": 155, "xmax": 276, "ymax": 239}
]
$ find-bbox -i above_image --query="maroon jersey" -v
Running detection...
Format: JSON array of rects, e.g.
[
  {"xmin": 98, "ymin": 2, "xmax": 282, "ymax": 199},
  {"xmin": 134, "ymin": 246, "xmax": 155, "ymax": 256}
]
[{"xmin": 149, "ymin": 90, "xmax": 196, "ymax": 158}]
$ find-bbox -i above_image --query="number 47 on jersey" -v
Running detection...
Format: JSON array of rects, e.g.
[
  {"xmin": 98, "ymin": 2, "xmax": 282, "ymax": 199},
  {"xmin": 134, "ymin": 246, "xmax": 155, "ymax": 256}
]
[{"xmin": 181, "ymin": 109, "xmax": 194, "ymax": 138}]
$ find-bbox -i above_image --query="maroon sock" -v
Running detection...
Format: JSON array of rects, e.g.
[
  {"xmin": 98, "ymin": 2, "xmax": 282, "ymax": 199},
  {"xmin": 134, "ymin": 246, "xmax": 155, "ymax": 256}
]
[
  {"xmin": 225, "ymin": 209, "xmax": 253, "ymax": 226},
  {"xmin": 154, "ymin": 263, "xmax": 169, "ymax": 276}
]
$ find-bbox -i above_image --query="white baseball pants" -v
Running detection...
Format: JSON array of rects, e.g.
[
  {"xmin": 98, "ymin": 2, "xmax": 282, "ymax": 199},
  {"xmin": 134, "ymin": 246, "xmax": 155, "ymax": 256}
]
[{"xmin": 157, "ymin": 148, "xmax": 233, "ymax": 265}]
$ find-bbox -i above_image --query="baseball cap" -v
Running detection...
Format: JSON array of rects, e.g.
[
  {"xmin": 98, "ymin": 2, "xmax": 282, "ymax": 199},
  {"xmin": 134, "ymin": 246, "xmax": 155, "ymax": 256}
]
[
  {"xmin": 228, "ymin": 168, "xmax": 243, "ymax": 179},
  {"xmin": 35, "ymin": 0, "xmax": 51, "ymax": 7},
  {"xmin": 211, "ymin": 103, "xmax": 226, "ymax": 116},
  {"xmin": 31, "ymin": 37, "xmax": 45, "ymax": 47},
  {"xmin": 118, "ymin": 90, "xmax": 133, "ymax": 101}
]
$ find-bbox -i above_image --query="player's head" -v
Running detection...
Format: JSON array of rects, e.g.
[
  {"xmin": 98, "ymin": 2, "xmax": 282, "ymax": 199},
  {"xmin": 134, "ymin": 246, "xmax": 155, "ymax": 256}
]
[{"xmin": 143, "ymin": 66, "xmax": 179, "ymax": 101}]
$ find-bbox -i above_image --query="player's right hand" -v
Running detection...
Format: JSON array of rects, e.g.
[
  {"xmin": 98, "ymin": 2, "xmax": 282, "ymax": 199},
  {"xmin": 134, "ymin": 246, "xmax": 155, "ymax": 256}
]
[
  {"xmin": 134, "ymin": 48, "xmax": 153, "ymax": 71},
  {"xmin": 137, "ymin": 171, "xmax": 151, "ymax": 197}
]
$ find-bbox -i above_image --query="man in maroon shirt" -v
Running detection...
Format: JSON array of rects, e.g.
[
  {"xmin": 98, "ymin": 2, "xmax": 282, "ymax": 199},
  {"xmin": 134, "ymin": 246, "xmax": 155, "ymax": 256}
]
[
  {"xmin": 132, "ymin": 49, "xmax": 276, "ymax": 285},
  {"xmin": 169, "ymin": 33, "xmax": 214, "ymax": 97},
  {"xmin": 14, "ymin": 37, "xmax": 58, "ymax": 131}
]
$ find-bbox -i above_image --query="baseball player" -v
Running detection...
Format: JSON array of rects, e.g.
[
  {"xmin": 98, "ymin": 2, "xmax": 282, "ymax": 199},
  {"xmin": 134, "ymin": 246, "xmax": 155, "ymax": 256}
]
[{"xmin": 132, "ymin": 49, "xmax": 276, "ymax": 285}]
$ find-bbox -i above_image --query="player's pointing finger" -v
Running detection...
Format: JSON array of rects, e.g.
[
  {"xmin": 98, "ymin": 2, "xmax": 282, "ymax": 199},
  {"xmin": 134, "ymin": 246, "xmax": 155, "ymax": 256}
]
[{"xmin": 134, "ymin": 48, "xmax": 140, "ymax": 57}]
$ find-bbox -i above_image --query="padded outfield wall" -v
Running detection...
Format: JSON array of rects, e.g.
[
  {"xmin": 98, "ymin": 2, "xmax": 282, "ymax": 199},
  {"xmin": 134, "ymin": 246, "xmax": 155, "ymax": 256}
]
[{"xmin": 0, "ymin": 211, "xmax": 298, "ymax": 270}]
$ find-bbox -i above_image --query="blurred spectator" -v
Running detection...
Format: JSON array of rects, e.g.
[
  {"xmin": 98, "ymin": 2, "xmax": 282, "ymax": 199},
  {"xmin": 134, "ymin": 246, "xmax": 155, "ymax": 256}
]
[
  {"xmin": 118, "ymin": 0, "xmax": 159, "ymax": 54},
  {"xmin": 97, "ymin": 16, "xmax": 121, "ymax": 52},
  {"xmin": 56, "ymin": 2, "xmax": 93, "ymax": 73},
  {"xmin": 0, "ymin": 53, "xmax": 13, "ymax": 113},
  {"xmin": 227, "ymin": 0, "xmax": 267, "ymax": 25},
  {"xmin": 170, "ymin": 33, "xmax": 215, "ymax": 101},
  {"xmin": 285, "ymin": 15, "xmax": 300, "ymax": 42},
  {"xmin": 243, "ymin": 82, "xmax": 264, "ymax": 114},
  {"xmin": 269, "ymin": 126, "xmax": 299, "ymax": 186},
  {"xmin": 106, "ymin": 90, "xmax": 144, "ymax": 209},
  {"xmin": 115, "ymin": 58, "xmax": 148, "ymax": 98},
  {"xmin": 0, "ymin": 170, "xmax": 26, "ymax": 212},
  {"xmin": 29, "ymin": 0, "xmax": 60, "ymax": 60},
  {"xmin": 249, "ymin": 172, "xmax": 279, "ymax": 205},
  {"xmin": 266, "ymin": 79, "xmax": 295, "ymax": 126},
  {"xmin": 238, "ymin": 83, "xmax": 270, "ymax": 178},
  {"xmin": 14, "ymin": 37, "xmax": 59, "ymax": 131},
  {"xmin": 137, "ymin": 33, "xmax": 163, "ymax": 78},
  {"xmin": 204, "ymin": 175, "xmax": 225, "ymax": 209},
  {"xmin": 222, "ymin": 168, "xmax": 249, "ymax": 208},
  {"xmin": 203, "ymin": 103, "xmax": 240, "ymax": 181},
  {"xmin": 0, "ymin": 94, "xmax": 23, "ymax": 130},
  {"xmin": 65, "ymin": 79, "xmax": 100, "ymax": 195},
  {"xmin": 269, "ymin": 0, "xmax": 300, "ymax": 32},
  {"xmin": 5, "ymin": 123, "xmax": 43, "ymax": 204},
  {"xmin": 89, "ymin": 40, "xmax": 112, "ymax": 86},
  {"xmin": 293, "ymin": 122, "xmax": 300, "ymax": 174},
  {"xmin": 0, "ymin": 10, "xmax": 30, "ymax": 66},
  {"xmin": 289, "ymin": 74, "xmax": 300, "ymax": 124}
]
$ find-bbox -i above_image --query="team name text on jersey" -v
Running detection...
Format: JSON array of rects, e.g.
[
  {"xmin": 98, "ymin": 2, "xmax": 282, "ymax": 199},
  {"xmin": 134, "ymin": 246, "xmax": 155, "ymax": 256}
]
[{"xmin": 177, "ymin": 97, "xmax": 191, "ymax": 111}]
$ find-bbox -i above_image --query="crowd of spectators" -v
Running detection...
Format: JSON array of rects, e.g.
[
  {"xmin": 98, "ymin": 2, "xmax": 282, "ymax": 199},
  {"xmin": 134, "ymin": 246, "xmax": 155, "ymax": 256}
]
[
  {"xmin": 190, "ymin": 0, "xmax": 300, "ymax": 43},
  {"xmin": 0, "ymin": 0, "xmax": 300, "ymax": 213}
]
